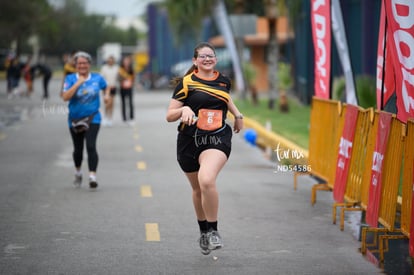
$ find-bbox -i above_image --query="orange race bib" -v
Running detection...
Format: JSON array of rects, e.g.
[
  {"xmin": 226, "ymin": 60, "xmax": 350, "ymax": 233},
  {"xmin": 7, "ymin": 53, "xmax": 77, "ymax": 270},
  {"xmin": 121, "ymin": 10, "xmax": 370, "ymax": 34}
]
[{"xmin": 197, "ymin": 109, "xmax": 223, "ymax": 131}]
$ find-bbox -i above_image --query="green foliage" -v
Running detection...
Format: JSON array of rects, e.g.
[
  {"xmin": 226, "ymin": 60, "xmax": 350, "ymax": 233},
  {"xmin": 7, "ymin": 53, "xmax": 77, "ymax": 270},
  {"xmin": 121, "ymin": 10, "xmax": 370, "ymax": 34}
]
[
  {"xmin": 243, "ymin": 62, "xmax": 257, "ymax": 87},
  {"xmin": 331, "ymin": 75, "xmax": 376, "ymax": 109},
  {"xmin": 0, "ymin": 0, "xmax": 52, "ymax": 51},
  {"xmin": 0, "ymin": 0, "xmax": 142, "ymax": 56},
  {"xmin": 332, "ymin": 76, "xmax": 345, "ymax": 102},
  {"xmin": 277, "ymin": 62, "xmax": 292, "ymax": 90},
  {"xmin": 163, "ymin": 0, "xmax": 215, "ymax": 45},
  {"xmin": 356, "ymin": 75, "xmax": 376, "ymax": 109}
]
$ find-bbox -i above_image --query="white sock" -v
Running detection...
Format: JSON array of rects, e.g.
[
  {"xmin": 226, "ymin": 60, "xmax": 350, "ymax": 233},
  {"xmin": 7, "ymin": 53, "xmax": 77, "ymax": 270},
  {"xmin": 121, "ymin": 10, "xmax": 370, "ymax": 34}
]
[
  {"xmin": 75, "ymin": 170, "xmax": 82, "ymax": 176},
  {"xmin": 89, "ymin": 174, "xmax": 97, "ymax": 181}
]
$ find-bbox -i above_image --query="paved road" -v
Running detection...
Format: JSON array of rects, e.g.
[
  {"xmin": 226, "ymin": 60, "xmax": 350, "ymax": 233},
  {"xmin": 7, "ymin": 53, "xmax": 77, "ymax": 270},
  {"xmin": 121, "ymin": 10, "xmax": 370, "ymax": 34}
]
[{"xmin": 0, "ymin": 77, "xmax": 382, "ymax": 274}]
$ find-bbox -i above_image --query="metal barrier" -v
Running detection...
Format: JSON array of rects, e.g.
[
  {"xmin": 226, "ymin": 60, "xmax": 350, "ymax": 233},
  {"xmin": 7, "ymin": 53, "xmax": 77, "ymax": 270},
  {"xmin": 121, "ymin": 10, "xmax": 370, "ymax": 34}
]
[
  {"xmin": 293, "ymin": 98, "xmax": 411, "ymax": 265},
  {"xmin": 239, "ymin": 86, "xmax": 414, "ymax": 265},
  {"xmin": 294, "ymin": 97, "xmax": 345, "ymax": 205},
  {"xmin": 401, "ymin": 119, "xmax": 414, "ymax": 238},
  {"xmin": 360, "ymin": 113, "xmax": 407, "ymax": 265},
  {"xmin": 332, "ymin": 107, "xmax": 376, "ymax": 230}
]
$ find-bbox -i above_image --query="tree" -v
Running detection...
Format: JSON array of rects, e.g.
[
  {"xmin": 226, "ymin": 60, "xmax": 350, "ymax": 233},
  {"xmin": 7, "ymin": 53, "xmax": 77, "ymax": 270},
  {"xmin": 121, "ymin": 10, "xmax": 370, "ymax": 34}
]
[
  {"xmin": 0, "ymin": 0, "xmax": 52, "ymax": 53},
  {"xmin": 0, "ymin": 0, "xmax": 144, "ymax": 59},
  {"xmin": 163, "ymin": 0, "xmax": 246, "ymax": 93}
]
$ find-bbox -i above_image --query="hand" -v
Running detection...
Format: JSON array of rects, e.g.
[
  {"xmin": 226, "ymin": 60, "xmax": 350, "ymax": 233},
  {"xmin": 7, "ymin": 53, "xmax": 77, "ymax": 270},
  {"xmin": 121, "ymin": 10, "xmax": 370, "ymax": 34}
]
[
  {"xmin": 181, "ymin": 106, "xmax": 197, "ymax": 125},
  {"xmin": 233, "ymin": 118, "xmax": 243, "ymax": 133},
  {"xmin": 77, "ymin": 75, "xmax": 87, "ymax": 84},
  {"xmin": 104, "ymin": 94, "xmax": 110, "ymax": 104}
]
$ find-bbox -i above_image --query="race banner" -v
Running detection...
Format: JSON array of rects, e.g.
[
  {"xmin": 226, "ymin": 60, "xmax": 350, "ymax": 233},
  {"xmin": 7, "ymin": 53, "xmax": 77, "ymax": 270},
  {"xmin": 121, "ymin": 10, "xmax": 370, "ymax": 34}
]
[
  {"xmin": 376, "ymin": 0, "xmax": 396, "ymax": 110},
  {"xmin": 331, "ymin": 0, "xmax": 357, "ymax": 105},
  {"xmin": 366, "ymin": 112, "xmax": 392, "ymax": 227},
  {"xmin": 384, "ymin": 0, "xmax": 414, "ymax": 123},
  {"xmin": 311, "ymin": 0, "xmax": 331, "ymax": 99},
  {"xmin": 333, "ymin": 104, "xmax": 359, "ymax": 202}
]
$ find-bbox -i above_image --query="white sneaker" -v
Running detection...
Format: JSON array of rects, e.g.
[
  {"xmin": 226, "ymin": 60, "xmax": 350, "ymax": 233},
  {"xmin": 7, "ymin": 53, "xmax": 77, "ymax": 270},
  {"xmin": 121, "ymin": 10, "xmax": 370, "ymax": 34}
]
[
  {"xmin": 73, "ymin": 174, "xmax": 82, "ymax": 187},
  {"xmin": 207, "ymin": 230, "xmax": 223, "ymax": 250}
]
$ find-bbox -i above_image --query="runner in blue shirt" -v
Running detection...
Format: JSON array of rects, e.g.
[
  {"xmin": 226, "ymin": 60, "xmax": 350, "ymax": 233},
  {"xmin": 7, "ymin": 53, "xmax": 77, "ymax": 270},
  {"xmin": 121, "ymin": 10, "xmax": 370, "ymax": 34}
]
[{"xmin": 62, "ymin": 51, "xmax": 110, "ymax": 189}]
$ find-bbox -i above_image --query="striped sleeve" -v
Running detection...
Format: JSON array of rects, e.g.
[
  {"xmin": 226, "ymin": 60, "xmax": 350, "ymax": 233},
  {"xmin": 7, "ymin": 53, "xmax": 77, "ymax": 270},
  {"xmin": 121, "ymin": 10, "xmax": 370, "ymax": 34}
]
[{"xmin": 172, "ymin": 78, "xmax": 188, "ymax": 102}]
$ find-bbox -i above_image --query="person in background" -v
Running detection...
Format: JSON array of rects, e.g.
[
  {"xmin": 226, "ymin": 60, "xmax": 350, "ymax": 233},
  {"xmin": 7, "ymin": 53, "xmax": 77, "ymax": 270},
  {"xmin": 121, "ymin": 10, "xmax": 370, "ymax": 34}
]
[
  {"xmin": 22, "ymin": 56, "xmax": 34, "ymax": 97},
  {"xmin": 6, "ymin": 54, "xmax": 24, "ymax": 99},
  {"xmin": 32, "ymin": 63, "xmax": 52, "ymax": 100},
  {"xmin": 100, "ymin": 55, "xmax": 119, "ymax": 126},
  {"xmin": 61, "ymin": 51, "xmax": 77, "ymax": 98},
  {"xmin": 166, "ymin": 42, "xmax": 243, "ymax": 255},
  {"xmin": 118, "ymin": 55, "xmax": 135, "ymax": 126},
  {"xmin": 61, "ymin": 51, "xmax": 110, "ymax": 189}
]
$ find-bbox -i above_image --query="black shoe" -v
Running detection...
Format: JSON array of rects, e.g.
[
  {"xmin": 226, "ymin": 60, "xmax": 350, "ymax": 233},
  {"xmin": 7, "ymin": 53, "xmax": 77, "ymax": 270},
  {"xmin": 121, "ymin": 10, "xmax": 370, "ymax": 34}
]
[
  {"xmin": 89, "ymin": 178, "xmax": 98, "ymax": 189},
  {"xmin": 199, "ymin": 232, "xmax": 211, "ymax": 255}
]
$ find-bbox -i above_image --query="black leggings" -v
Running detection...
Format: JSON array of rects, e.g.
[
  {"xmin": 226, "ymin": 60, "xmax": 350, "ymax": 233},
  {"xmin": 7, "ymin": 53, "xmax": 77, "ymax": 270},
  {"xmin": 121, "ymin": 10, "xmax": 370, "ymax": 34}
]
[
  {"xmin": 120, "ymin": 88, "xmax": 134, "ymax": 121},
  {"xmin": 69, "ymin": 123, "xmax": 100, "ymax": 171},
  {"xmin": 42, "ymin": 73, "xmax": 52, "ymax": 99}
]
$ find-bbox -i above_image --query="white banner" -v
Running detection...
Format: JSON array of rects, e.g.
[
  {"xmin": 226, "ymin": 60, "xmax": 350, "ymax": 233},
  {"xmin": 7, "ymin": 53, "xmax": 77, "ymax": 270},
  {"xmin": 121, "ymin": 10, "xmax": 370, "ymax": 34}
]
[
  {"xmin": 212, "ymin": 0, "xmax": 245, "ymax": 92},
  {"xmin": 331, "ymin": 0, "xmax": 358, "ymax": 105}
]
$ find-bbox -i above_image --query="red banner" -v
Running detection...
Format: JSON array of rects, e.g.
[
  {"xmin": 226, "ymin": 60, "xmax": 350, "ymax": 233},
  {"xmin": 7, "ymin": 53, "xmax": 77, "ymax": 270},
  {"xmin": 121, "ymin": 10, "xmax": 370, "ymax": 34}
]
[
  {"xmin": 376, "ymin": 0, "xmax": 396, "ymax": 110},
  {"xmin": 384, "ymin": 0, "xmax": 414, "ymax": 122},
  {"xmin": 311, "ymin": 0, "xmax": 331, "ymax": 99},
  {"xmin": 366, "ymin": 112, "xmax": 392, "ymax": 227},
  {"xmin": 333, "ymin": 105, "xmax": 359, "ymax": 202}
]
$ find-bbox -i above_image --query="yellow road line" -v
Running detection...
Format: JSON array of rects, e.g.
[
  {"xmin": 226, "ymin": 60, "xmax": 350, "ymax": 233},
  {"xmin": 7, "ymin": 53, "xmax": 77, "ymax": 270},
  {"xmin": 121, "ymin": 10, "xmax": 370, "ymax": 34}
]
[
  {"xmin": 135, "ymin": 145, "xmax": 143, "ymax": 152},
  {"xmin": 145, "ymin": 223, "xmax": 160, "ymax": 241},
  {"xmin": 140, "ymin": 185, "xmax": 153, "ymax": 197},
  {"xmin": 0, "ymin": 133, "xmax": 6, "ymax": 141},
  {"xmin": 136, "ymin": 161, "xmax": 147, "ymax": 170},
  {"xmin": 133, "ymin": 133, "xmax": 139, "ymax": 140}
]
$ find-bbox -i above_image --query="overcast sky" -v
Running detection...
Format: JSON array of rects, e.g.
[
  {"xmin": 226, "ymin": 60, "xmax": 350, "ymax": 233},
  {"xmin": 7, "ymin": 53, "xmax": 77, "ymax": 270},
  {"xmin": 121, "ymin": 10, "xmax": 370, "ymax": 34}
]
[
  {"xmin": 85, "ymin": 0, "xmax": 155, "ymax": 18},
  {"xmin": 85, "ymin": 0, "xmax": 160, "ymax": 31},
  {"xmin": 48, "ymin": 0, "xmax": 161, "ymax": 31}
]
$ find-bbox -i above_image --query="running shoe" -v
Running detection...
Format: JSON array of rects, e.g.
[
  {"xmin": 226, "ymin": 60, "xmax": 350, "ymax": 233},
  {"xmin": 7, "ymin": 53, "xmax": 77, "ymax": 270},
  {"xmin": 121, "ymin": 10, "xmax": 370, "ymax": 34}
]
[
  {"xmin": 73, "ymin": 174, "xmax": 82, "ymax": 187},
  {"xmin": 207, "ymin": 230, "xmax": 223, "ymax": 250},
  {"xmin": 89, "ymin": 178, "xmax": 98, "ymax": 189},
  {"xmin": 199, "ymin": 232, "xmax": 211, "ymax": 255}
]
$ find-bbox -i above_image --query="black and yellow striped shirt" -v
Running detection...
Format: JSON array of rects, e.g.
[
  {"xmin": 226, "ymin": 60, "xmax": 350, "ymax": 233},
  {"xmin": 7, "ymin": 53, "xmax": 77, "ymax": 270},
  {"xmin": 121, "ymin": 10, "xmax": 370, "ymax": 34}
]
[{"xmin": 172, "ymin": 71, "xmax": 231, "ymax": 134}]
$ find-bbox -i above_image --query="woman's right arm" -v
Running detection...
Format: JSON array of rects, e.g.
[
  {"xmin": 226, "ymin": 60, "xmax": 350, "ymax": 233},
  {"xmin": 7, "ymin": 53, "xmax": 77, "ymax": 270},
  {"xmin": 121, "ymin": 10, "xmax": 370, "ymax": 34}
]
[
  {"xmin": 61, "ymin": 76, "xmax": 85, "ymax": 101},
  {"xmin": 166, "ymin": 99, "xmax": 195, "ymax": 125}
]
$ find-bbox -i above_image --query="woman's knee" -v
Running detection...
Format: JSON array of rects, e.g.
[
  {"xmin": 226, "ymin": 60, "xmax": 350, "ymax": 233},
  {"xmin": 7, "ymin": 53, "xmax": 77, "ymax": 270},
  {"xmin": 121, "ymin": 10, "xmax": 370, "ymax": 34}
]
[{"xmin": 198, "ymin": 173, "xmax": 216, "ymax": 191}]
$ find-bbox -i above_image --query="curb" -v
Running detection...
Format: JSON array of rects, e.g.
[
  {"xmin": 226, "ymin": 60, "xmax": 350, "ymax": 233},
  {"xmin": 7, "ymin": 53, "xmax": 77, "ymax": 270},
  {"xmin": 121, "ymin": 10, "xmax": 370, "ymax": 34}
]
[{"xmin": 231, "ymin": 114, "xmax": 309, "ymax": 165}]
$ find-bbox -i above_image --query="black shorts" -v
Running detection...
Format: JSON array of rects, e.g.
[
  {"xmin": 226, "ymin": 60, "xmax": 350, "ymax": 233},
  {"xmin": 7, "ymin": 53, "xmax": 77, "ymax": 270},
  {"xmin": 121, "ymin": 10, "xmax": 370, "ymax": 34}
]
[
  {"xmin": 177, "ymin": 124, "xmax": 232, "ymax": 173},
  {"xmin": 109, "ymin": 87, "xmax": 117, "ymax": 96}
]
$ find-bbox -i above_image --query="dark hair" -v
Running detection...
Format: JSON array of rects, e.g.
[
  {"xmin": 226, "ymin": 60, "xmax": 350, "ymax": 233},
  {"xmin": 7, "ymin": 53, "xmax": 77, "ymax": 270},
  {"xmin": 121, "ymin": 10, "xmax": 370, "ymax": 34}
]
[
  {"xmin": 170, "ymin": 42, "xmax": 216, "ymax": 87},
  {"xmin": 121, "ymin": 56, "xmax": 134, "ymax": 74}
]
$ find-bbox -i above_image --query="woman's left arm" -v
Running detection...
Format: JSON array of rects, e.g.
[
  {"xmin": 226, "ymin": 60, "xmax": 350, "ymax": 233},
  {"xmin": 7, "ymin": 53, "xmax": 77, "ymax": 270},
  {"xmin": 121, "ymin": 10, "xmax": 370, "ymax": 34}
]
[{"xmin": 227, "ymin": 97, "xmax": 243, "ymax": 133}]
